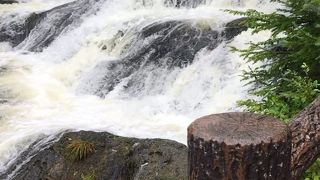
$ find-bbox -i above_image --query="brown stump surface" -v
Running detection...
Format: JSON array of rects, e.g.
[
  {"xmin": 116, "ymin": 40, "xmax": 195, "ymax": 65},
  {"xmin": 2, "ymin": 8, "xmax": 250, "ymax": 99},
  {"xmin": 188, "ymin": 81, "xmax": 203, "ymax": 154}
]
[{"xmin": 188, "ymin": 112, "xmax": 291, "ymax": 180}]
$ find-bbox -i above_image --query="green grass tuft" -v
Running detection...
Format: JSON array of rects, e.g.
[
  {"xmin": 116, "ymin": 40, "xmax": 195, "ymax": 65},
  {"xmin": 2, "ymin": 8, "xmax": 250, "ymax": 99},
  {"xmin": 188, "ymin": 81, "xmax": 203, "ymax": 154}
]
[{"xmin": 66, "ymin": 139, "xmax": 95, "ymax": 161}]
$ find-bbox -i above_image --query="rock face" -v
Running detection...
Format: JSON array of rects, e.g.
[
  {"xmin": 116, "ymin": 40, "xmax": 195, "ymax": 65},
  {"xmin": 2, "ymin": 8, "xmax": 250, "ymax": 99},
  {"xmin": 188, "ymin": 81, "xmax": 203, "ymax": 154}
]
[{"xmin": 3, "ymin": 131, "xmax": 188, "ymax": 180}]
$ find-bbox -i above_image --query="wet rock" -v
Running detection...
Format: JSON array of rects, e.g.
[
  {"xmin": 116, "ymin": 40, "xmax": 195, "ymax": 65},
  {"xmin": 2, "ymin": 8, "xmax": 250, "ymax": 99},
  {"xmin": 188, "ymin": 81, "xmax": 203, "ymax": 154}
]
[
  {"xmin": 3, "ymin": 131, "xmax": 188, "ymax": 180},
  {"xmin": 0, "ymin": 0, "xmax": 107, "ymax": 51},
  {"xmin": 0, "ymin": 0, "xmax": 18, "ymax": 4},
  {"xmin": 80, "ymin": 19, "xmax": 246, "ymax": 97},
  {"xmin": 164, "ymin": 0, "xmax": 208, "ymax": 8},
  {"xmin": 224, "ymin": 17, "xmax": 247, "ymax": 40},
  {"xmin": 84, "ymin": 20, "xmax": 221, "ymax": 97},
  {"xmin": 17, "ymin": 0, "xmax": 107, "ymax": 52},
  {"xmin": 0, "ymin": 13, "xmax": 43, "ymax": 47}
]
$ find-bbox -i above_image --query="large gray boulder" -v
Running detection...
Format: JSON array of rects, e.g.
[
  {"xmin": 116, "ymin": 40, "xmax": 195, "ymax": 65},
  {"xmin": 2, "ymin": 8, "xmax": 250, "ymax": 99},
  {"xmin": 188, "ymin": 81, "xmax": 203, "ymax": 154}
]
[{"xmin": 2, "ymin": 131, "xmax": 188, "ymax": 180}]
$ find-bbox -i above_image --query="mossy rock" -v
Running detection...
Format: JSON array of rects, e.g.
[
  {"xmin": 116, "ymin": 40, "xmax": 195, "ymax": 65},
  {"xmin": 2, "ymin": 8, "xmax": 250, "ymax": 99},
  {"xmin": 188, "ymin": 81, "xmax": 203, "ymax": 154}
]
[{"xmin": 2, "ymin": 131, "xmax": 188, "ymax": 180}]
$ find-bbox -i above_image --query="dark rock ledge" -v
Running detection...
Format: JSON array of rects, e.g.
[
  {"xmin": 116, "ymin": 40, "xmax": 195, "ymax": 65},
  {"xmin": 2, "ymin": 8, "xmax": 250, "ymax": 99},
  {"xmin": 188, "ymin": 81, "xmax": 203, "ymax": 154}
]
[
  {"xmin": 3, "ymin": 131, "xmax": 188, "ymax": 180},
  {"xmin": 0, "ymin": 0, "xmax": 18, "ymax": 4}
]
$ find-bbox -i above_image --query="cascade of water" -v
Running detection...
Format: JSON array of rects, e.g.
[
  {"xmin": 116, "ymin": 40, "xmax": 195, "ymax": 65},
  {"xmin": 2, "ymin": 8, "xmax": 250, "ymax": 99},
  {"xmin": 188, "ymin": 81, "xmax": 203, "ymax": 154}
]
[{"xmin": 0, "ymin": 0, "xmax": 277, "ymax": 176}]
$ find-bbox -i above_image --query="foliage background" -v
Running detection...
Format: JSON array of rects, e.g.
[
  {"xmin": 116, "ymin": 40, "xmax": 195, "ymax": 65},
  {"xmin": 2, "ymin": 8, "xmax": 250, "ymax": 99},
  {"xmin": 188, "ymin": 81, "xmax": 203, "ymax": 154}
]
[{"xmin": 227, "ymin": 0, "xmax": 320, "ymax": 179}]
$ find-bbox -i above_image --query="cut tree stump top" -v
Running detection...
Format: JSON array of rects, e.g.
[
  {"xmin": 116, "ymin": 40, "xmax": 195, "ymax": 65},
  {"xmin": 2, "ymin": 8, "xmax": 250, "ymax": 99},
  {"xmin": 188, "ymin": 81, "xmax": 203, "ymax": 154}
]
[{"xmin": 188, "ymin": 112, "xmax": 289, "ymax": 145}]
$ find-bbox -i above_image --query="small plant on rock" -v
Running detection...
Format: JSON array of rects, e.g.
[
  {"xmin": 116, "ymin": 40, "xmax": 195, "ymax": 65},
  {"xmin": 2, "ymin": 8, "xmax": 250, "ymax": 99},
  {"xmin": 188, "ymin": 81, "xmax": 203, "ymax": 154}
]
[
  {"xmin": 66, "ymin": 139, "xmax": 95, "ymax": 161},
  {"xmin": 81, "ymin": 171, "xmax": 96, "ymax": 180}
]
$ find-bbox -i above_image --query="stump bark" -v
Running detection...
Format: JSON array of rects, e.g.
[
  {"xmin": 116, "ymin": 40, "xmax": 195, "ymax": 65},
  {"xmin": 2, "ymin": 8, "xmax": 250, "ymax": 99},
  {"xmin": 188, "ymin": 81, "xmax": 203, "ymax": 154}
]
[
  {"xmin": 188, "ymin": 112, "xmax": 291, "ymax": 180},
  {"xmin": 290, "ymin": 97, "xmax": 320, "ymax": 179}
]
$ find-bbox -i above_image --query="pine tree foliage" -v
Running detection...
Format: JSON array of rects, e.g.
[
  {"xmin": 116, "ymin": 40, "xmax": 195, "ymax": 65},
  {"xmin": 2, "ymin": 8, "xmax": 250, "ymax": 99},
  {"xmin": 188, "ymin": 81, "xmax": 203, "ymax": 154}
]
[
  {"xmin": 227, "ymin": 0, "xmax": 320, "ymax": 178},
  {"xmin": 226, "ymin": 0, "xmax": 320, "ymax": 121}
]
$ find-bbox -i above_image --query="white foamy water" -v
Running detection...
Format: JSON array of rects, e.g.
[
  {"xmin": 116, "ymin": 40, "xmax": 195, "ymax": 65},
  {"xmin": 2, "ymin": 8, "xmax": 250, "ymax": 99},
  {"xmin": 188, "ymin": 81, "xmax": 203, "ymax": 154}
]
[{"xmin": 0, "ymin": 0, "xmax": 276, "ymax": 175}]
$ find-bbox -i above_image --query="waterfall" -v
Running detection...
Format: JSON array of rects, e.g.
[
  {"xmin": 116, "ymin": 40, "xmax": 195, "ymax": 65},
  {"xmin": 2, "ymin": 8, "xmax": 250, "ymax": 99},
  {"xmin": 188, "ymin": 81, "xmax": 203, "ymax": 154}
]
[{"xmin": 0, "ymin": 0, "xmax": 277, "ymax": 176}]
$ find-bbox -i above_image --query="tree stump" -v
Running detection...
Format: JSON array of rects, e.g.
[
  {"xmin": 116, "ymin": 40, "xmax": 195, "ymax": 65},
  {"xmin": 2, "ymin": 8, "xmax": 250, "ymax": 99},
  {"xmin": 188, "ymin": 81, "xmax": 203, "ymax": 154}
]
[
  {"xmin": 188, "ymin": 112, "xmax": 291, "ymax": 180},
  {"xmin": 290, "ymin": 97, "xmax": 320, "ymax": 179}
]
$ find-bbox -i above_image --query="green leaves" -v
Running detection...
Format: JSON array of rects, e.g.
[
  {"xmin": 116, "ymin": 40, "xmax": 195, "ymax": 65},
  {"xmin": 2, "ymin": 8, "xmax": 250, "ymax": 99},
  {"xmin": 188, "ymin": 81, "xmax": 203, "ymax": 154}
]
[
  {"xmin": 238, "ymin": 71, "xmax": 319, "ymax": 122},
  {"xmin": 315, "ymin": 37, "xmax": 320, "ymax": 46},
  {"xmin": 304, "ymin": 159, "xmax": 320, "ymax": 180}
]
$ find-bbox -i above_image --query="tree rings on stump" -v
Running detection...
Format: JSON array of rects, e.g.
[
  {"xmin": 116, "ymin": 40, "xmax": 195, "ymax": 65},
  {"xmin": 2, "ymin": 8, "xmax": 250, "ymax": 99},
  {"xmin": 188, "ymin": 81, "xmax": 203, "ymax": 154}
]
[{"xmin": 188, "ymin": 112, "xmax": 291, "ymax": 180}]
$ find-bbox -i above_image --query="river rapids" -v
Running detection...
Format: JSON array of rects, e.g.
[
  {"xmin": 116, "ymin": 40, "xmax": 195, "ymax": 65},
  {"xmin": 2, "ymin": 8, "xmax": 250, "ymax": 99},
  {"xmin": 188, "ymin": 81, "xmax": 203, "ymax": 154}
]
[{"xmin": 0, "ymin": 0, "xmax": 277, "ymax": 176}]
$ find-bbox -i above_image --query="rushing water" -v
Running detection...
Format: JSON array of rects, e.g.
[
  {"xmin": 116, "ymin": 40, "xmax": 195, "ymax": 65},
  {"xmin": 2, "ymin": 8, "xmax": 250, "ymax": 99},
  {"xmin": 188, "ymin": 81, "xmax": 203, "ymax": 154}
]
[{"xmin": 0, "ymin": 0, "xmax": 276, "ymax": 175}]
